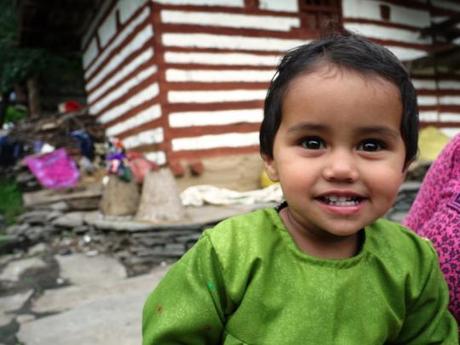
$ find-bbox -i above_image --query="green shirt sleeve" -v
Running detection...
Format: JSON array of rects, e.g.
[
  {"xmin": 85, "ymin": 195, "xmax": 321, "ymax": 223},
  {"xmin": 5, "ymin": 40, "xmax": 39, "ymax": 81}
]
[
  {"xmin": 142, "ymin": 234, "xmax": 227, "ymax": 345},
  {"xmin": 395, "ymin": 242, "xmax": 458, "ymax": 344}
]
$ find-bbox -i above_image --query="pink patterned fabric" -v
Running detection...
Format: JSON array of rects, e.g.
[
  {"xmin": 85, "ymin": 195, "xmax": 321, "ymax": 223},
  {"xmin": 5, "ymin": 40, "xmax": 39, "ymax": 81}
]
[
  {"xmin": 25, "ymin": 148, "xmax": 80, "ymax": 189},
  {"xmin": 404, "ymin": 134, "xmax": 460, "ymax": 323}
]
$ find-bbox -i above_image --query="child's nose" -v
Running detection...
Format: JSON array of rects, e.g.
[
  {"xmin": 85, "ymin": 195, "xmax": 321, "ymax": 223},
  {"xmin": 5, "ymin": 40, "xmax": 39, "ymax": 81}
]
[{"xmin": 322, "ymin": 150, "xmax": 359, "ymax": 183}]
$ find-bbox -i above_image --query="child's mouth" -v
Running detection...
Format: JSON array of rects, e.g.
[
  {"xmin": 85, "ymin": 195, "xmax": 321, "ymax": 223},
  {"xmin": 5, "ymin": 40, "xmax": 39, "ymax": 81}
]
[{"xmin": 318, "ymin": 195, "xmax": 363, "ymax": 207}]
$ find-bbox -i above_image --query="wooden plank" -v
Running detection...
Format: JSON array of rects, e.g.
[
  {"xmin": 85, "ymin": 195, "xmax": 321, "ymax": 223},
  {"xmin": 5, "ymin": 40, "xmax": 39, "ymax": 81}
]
[{"xmin": 23, "ymin": 184, "xmax": 103, "ymax": 208}]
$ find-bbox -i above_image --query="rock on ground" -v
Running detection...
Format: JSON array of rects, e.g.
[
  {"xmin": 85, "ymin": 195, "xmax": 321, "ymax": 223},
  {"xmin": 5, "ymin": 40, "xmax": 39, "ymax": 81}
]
[
  {"xmin": 0, "ymin": 290, "xmax": 33, "ymax": 327},
  {"xmin": 55, "ymin": 253, "xmax": 127, "ymax": 286},
  {"xmin": 0, "ymin": 258, "xmax": 47, "ymax": 282},
  {"xmin": 17, "ymin": 265, "xmax": 169, "ymax": 345}
]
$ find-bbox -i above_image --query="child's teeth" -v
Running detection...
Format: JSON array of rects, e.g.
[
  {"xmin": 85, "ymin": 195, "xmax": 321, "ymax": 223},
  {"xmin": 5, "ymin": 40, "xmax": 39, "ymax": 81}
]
[{"xmin": 325, "ymin": 196, "xmax": 358, "ymax": 206}]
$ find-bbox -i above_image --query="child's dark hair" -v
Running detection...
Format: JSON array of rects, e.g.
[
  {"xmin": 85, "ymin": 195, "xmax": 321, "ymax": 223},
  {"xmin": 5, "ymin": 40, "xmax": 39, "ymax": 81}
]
[{"xmin": 260, "ymin": 32, "xmax": 419, "ymax": 166}]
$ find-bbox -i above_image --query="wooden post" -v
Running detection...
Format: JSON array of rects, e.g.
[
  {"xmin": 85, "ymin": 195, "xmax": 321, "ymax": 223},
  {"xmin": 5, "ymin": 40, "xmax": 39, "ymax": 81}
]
[{"xmin": 27, "ymin": 76, "xmax": 40, "ymax": 118}]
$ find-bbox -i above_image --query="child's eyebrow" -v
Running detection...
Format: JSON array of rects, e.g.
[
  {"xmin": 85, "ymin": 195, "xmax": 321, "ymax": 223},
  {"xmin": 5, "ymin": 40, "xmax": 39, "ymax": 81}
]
[
  {"xmin": 287, "ymin": 123, "xmax": 400, "ymax": 139},
  {"xmin": 287, "ymin": 123, "xmax": 327, "ymax": 133},
  {"xmin": 355, "ymin": 126, "xmax": 401, "ymax": 139}
]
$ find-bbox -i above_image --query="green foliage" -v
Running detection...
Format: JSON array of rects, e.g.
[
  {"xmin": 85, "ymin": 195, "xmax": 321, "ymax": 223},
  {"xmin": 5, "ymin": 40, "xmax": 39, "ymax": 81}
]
[
  {"xmin": 0, "ymin": 176, "xmax": 23, "ymax": 227},
  {"xmin": 0, "ymin": 0, "xmax": 60, "ymax": 93},
  {"xmin": 4, "ymin": 104, "xmax": 26, "ymax": 123}
]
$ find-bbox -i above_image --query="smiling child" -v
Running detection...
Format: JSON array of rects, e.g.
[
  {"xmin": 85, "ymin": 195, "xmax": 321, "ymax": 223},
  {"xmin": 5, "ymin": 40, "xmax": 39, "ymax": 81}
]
[{"xmin": 143, "ymin": 33, "xmax": 458, "ymax": 344}]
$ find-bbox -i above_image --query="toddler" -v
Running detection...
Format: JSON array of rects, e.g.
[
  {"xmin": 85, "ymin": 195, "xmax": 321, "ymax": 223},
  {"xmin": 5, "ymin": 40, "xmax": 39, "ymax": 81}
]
[{"xmin": 143, "ymin": 33, "xmax": 458, "ymax": 344}]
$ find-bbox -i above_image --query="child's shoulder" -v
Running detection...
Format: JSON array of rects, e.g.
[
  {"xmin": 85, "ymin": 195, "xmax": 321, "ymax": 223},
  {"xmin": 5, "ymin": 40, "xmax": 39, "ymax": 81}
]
[
  {"xmin": 371, "ymin": 218, "xmax": 434, "ymax": 248},
  {"xmin": 368, "ymin": 218, "xmax": 438, "ymax": 268}
]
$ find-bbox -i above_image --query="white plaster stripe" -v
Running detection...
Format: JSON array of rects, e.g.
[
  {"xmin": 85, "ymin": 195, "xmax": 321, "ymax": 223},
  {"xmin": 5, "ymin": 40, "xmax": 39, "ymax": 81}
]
[
  {"xmin": 417, "ymin": 96, "xmax": 438, "ymax": 106},
  {"xmin": 385, "ymin": 46, "xmax": 427, "ymax": 61},
  {"xmin": 161, "ymin": 10, "xmax": 300, "ymax": 32},
  {"xmin": 168, "ymin": 89, "xmax": 266, "ymax": 103},
  {"xmin": 344, "ymin": 23, "xmax": 432, "ymax": 45},
  {"xmin": 412, "ymin": 79, "xmax": 437, "ymax": 90},
  {"xmin": 439, "ymin": 80, "xmax": 460, "ymax": 89},
  {"xmin": 164, "ymin": 51, "xmax": 281, "ymax": 66},
  {"xmin": 342, "ymin": 0, "xmax": 430, "ymax": 28},
  {"xmin": 162, "ymin": 33, "xmax": 308, "ymax": 51},
  {"xmin": 82, "ymin": 0, "xmax": 113, "ymax": 50},
  {"xmin": 85, "ymin": 7, "xmax": 151, "ymax": 79},
  {"xmin": 97, "ymin": 83, "xmax": 160, "ymax": 124},
  {"xmin": 166, "ymin": 69, "xmax": 274, "ymax": 82},
  {"xmin": 88, "ymin": 49, "xmax": 154, "ymax": 103},
  {"xmin": 440, "ymin": 96, "xmax": 460, "ymax": 105},
  {"xmin": 259, "ymin": 0, "xmax": 298, "ymax": 12},
  {"xmin": 98, "ymin": 6, "xmax": 118, "ymax": 48},
  {"xmin": 172, "ymin": 132, "xmax": 259, "ymax": 151},
  {"xmin": 86, "ymin": 25, "xmax": 154, "ymax": 89},
  {"xmin": 153, "ymin": 0, "xmax": 243, "ymax": 6},
  {"xmin": 419, "ymin": 111, "xmax": 439, "ymax": 122},
  {"xmin": 433, "ymin": 0, "xmax": 460, "ymax": 12},
  {"xmin": 83, "ymin": 39, "xmax": 98, "ymax": 69},
  {"xmin": 145, "ymin": 151, "xmax": 167, "ymax": 165},
  {"xmin": 440, "ymin": 113, "xmax": 460, "ymax": 122},
  {"xmin": 91, "ymin": 66, "xmax": 157, "ymax": 114},
  {"xmin": 431, "ymin": 16, "xmax": 449, "ymax": 24},
  {"xmin": 119, "ymin": 0, "xmax": 146, "ymax": 24},
  {"xmin": 106, "ymin": 104, "xmax": 162, "ymax": 137},
  {"xmin": 169, "ymin": 108, "xmax": 263, "ymax": 127},
  {"xmin": 122, "ymin": 128, "xmax": 164, "ymax": 149},
  {"xmin": 441, "ymin": 128, "xmax": 460, "ymax": 138}
]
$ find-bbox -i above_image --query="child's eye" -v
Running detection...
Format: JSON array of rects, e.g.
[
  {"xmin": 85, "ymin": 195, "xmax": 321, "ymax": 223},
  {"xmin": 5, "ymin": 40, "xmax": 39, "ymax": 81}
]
[
  {"xmin": 358, "ymin": 139, "xmax": 385, "ymax": 152},
  {"xmin": 300, "ymin": 137, "xmax": 325, "ymax": 150}
]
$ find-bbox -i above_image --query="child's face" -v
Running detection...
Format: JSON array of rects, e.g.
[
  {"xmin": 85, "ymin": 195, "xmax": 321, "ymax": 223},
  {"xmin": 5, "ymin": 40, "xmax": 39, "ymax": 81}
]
[{"xmin": 264, "ymin": 65, "xmax": 406, "ymax": 256}]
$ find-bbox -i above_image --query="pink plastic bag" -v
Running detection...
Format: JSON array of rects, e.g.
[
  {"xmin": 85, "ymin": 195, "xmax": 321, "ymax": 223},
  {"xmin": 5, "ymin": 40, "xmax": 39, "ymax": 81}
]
[{"xmin": 25, "ymin": 148, "xmax": 80, "ymax": 189}]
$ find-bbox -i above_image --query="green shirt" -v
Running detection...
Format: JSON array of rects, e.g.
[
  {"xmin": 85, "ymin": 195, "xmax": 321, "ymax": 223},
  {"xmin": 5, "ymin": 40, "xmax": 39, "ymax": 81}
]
[{"xmin": 143, "ymin": 207, "xmax": 458, "ymax": 344}]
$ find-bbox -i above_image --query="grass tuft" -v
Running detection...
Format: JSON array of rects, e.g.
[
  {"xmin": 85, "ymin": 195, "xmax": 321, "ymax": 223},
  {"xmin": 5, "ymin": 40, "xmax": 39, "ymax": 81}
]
[{"xmin": 0, "ymin": 177, "xmax": 23, "ymax": 230}]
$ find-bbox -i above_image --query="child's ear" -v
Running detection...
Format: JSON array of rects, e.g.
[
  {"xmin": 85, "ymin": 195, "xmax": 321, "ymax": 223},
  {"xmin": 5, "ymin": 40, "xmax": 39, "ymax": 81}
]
[{"xmin": 261, "ymin": 154, "xmax": 279, "ymax": 182}]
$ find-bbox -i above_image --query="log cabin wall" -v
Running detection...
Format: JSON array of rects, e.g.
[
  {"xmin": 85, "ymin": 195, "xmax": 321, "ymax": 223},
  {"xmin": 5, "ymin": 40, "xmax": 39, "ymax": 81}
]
[
  {"xmin": 342, "ymin": 0, "xmax": 460, "ymax": 137},
  {"xmin": 82, "ymin": 0, "xmax": 460, "ymax": 169},
  {"xmin": 81, "ymin": 0, "xmax": 165, "ymax": 164}
]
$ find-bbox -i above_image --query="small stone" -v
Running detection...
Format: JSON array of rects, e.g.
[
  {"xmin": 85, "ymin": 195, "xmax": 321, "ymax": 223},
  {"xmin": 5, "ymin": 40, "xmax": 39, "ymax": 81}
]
[
  {"xmin": 0, "ymin": 258, "xmax": 47, "ymax": 282},
  {"xmin": 17, "ymin": 210, "xmax": 50, "ymax": 225},
  {"xmin": 25, "ymin": 226, "xmax": 46, "ymax": 242},
  {"xmin": 170, "ymin": 161, "xmax": 185, "ymax": 177},
  {"xmin": 46, "ymin": 211, "xmax": 64, "ymax": 222},
  {"xmin": 48, "ymin": 201, "xmax": 69, "ymax": 211},
  {"xmin": 52, "ymin": 212, "xmax": 85, "ymax": 228},
  {"xmin": 55, "ymin": 253, "xmax": 126, "ymax": 285},
  {"xmin": 42, "ymin": 225, "xmax": 59, "ymax": 235},
  {"xmin": 189, "ymin": 160, "xmax": 204, "ymax": 176},
  {"xmin": 0, "ymin": 254, "xmax": 14, "ymax": 266},
  {"xmin": 135, "ymin": 236, "xmax": 167, "ymax": 246},
  {"xmin": 28, "ymin": 243, "xmax": 48, "ymax": 256},
  {"xmin": 58, "ymin": 248, "xmax": 72, "ymax": 256},
  {"xmin": 16, "ymin": 314, "xmax": 36, "ymax": 324},
  {"xmin": 6, "ymin": 223, "xmax": 28, "ymax": 236},
  {"xmin": 175, "ymin": 233, "xmax": 201, "ymax": 242},
  {"xmin": 74, "ymin": 225, "xmax": 89, "ymax": 234}
]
